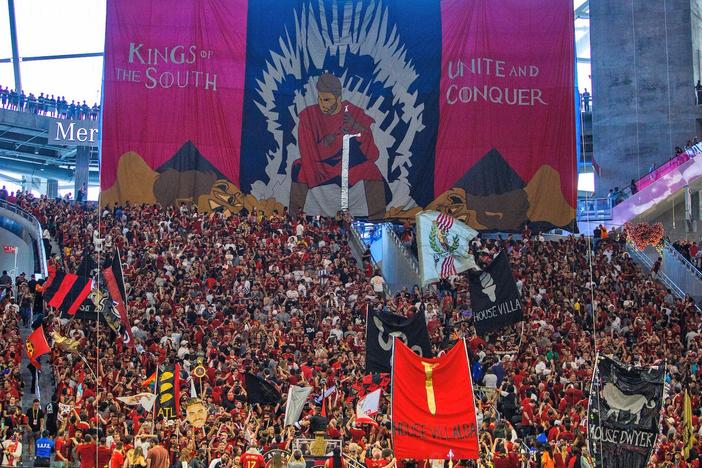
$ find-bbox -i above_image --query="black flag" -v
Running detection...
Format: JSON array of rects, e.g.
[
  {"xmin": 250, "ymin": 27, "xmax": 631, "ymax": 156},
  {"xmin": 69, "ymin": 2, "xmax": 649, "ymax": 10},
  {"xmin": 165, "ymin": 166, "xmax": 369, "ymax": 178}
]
[
  {"xmin": 77, "ymin": 254, "xmax": 98, "ymax": 278},
  {"xmin": 156, "ymin": 364, "xmax": 181, "ymax": 420},
  {"xmin": 103, "ymin": 249, "xmax": 134, "ymax": 347},
  {"xmin": 469, "ymin": 251, "xmax": 522, "ymax": 335},
  {"xmin": 365, "ymin": 308, "xmax": 432, "ymax": 373},
  {"xmin": 245, "ymin": 372, "xmax": 281, "ymax": 404},
  {"xmin": 588, "ymin": 356, "xmax": 664, "ymax": 468}
]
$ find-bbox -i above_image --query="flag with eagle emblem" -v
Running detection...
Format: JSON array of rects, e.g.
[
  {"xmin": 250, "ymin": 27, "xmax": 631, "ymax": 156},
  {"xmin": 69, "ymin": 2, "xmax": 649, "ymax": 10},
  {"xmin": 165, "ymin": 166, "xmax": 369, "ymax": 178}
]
[{"xmin": 416, "ymin": 211, "xmax": 478, "ymax": 286}]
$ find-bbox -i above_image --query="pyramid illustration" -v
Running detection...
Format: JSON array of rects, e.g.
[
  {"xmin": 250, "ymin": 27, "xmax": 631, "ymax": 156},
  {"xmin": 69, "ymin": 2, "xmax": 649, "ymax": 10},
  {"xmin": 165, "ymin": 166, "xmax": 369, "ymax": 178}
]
[
  {"xmin": 156, "ymin": 140, "xmax": 224, "ymax": 178},
  {"xmin": 453, "ymin": 148, "xmax": 525, "ymax": 196}
]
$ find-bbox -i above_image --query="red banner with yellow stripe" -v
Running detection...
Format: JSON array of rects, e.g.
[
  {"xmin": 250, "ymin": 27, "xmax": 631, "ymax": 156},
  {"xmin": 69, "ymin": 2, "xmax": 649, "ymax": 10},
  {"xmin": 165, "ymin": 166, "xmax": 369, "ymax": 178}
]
[{"xmin": 391, "ymin": 339, "xmax": 479, "ymax": 460}]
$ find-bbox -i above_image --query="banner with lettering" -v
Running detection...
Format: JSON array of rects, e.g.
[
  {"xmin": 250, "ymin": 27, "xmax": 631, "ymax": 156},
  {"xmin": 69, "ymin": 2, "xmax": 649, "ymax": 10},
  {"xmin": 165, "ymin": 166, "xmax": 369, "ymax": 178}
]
[
  {"xmin": 101, "ymin": 0, "xmax": 575, "ymax": 231},
  {"xmin": 156, "ymin": 364, "xmax": 181, "ymax": 420},
  {"xmin": 588, "ymin": 356, "xmax": 664, "ymax": 468},
  {"xmin": 391, "ymin": 339, "xmax": 479, "ymax": 460},
  {"xmin": 469, "ymin": 251, "xmax": 523, "ymax": 335}
]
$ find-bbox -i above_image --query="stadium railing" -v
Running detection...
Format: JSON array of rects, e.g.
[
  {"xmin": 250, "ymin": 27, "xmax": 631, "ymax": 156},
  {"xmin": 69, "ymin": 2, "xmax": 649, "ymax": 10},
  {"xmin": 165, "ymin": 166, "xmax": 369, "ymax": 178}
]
[{"xmin": 0, "ymin": 199, "xmax": 48, "ymax": 277}]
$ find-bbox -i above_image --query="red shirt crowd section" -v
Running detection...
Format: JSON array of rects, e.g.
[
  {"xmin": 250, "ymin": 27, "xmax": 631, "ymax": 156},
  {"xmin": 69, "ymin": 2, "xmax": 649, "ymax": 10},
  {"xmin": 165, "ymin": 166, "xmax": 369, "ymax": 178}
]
[{"xmin": 1, "ymin": 191, "xmax": 700, "ymax": 467}]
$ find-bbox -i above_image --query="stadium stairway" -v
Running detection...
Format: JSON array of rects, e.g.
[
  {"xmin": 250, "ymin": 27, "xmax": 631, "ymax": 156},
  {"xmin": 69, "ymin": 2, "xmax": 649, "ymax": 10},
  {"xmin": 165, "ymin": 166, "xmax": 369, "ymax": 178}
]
[
  {"xmin": 626, "ymin": 240, "xmax": 702, "ymax": 303},
  {"xmin": 610, "ymin": 155, "xmax": 702, "ymax": 234},
  {"xmin": 19, "ymin": 318, "xmax": 55, "ymax": 464},
  {"xmin": 350, "ymin": 222, "xmax": 420, "ymax": 293}
]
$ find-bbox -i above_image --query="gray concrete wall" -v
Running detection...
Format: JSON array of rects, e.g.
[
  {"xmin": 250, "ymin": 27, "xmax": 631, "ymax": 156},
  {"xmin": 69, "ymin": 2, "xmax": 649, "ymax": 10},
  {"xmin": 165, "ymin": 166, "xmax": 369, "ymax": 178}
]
[
  {"xmin": 692, "ymin": 0, "xmax": 702, "ymax": 82},
  {"xmin": 0, "ymin": 229, "xmax": 34, "ymax": 279},
  {"xmin": 591, "ymin": 0, "xmax": 699, "ymax": 196},
  {"xmin": 380, "ymin": 228, "xmax": 420, "ymax": 293},
  {"xmin": 650, "ymin": 197, "xmax": 693, "ymax": 241}
]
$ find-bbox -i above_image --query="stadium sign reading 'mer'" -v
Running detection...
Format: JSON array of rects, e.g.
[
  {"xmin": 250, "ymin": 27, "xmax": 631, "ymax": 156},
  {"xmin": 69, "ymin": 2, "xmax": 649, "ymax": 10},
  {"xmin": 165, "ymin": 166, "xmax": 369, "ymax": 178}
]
[{"xmin": 49, "ymin": 119, "xmax": 99, "ymax": 147}]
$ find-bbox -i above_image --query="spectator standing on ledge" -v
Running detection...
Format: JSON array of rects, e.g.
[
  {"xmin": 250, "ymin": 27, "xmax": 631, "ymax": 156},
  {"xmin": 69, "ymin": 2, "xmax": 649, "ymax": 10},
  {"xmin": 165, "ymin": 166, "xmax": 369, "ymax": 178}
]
[
  {"xmin": 77, "ymin": 183, "xmax": 86, "ymax": 204},
  {"xmin": 371, "ymin": 270, "xmax": 386, "ymax": 298},
  {"xmin": 581, "ymin": 88, "xmax": 590, "ymax": 111}
]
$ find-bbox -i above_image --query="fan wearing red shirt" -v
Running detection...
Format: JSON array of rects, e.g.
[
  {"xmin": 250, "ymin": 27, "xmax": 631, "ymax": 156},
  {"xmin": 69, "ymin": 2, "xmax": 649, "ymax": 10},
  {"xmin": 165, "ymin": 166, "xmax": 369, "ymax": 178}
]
[
  {"xmin": 109, "ymin": 442, "xmax": 125, "ymax": 468},
  {"xmin": 240, "ymin": 447, "xmax": 265, "ymax": 468},
  {"xmin": 75, "ymin": 434, "xmax": 98, "ymax": 468},
  {"xmin": 365, "ymin": 448, "xmax": 388, "ymax": 468}
]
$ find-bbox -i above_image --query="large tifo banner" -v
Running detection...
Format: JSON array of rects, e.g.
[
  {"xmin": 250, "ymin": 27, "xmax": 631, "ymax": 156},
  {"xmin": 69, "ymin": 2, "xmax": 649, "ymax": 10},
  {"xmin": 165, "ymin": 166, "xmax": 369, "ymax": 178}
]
[
  {"xmin": 101, "ymin": 0, "xmax": 576, "ymax": 231},
  {"xmin": 588, "ymin": 356, "xmax": 664, "ymax": 468}
]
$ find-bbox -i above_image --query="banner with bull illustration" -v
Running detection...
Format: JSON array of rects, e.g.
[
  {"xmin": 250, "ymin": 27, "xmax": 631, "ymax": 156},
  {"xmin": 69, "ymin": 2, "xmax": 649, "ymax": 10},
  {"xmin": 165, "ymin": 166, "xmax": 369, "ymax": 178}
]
[
  {"xmin": 588, "ymin": 356, "xmax": 665, "ymax": 468},
  {"xmin": 101, "ymin": 0, "xmax": 575, "ymax": 232}
]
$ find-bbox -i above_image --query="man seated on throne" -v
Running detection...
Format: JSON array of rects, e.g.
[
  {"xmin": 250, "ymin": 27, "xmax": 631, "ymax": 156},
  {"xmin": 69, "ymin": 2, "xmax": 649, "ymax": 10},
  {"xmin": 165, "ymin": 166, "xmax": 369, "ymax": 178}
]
[{"xmin": 290, "ymin": 73, "xmax": 386, "ymax": 218}]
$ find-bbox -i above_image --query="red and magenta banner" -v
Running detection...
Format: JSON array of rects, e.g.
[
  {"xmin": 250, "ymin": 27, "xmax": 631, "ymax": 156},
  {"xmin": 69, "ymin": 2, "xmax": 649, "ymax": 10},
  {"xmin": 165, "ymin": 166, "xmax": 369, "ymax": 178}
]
[
  {"xmin": 392, "ymin": 339, "xmax": 479, "ymax": 460},
  {"xmin": 101, "ymin": 0, "xmax": 575, "ymax": 231}
]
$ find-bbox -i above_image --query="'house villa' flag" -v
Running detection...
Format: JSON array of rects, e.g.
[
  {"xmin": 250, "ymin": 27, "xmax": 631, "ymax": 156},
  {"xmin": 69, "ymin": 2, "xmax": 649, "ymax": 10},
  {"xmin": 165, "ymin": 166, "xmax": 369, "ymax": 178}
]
[{"xmin": 469, "ymin": 250, "xmax": 523, "ymax": 335}]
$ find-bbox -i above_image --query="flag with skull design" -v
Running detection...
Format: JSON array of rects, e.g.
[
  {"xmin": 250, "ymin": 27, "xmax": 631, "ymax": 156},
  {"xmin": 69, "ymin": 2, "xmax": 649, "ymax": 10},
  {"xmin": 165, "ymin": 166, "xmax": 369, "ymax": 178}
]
[{"xmin": 365, "ymin": 308, "xmax": 432, "ymax": 373}]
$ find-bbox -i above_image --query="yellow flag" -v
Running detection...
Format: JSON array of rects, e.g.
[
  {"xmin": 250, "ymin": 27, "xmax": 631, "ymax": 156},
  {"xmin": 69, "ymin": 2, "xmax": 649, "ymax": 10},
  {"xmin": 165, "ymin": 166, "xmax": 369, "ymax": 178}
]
[{"xmin": 684, "ymin": 389, "xmax": 696, "ymax": 458}]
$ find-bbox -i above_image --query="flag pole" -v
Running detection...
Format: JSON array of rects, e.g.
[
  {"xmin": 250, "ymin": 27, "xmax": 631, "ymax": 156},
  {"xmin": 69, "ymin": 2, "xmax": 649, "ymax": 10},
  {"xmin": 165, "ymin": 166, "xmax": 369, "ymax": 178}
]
[
  {"xmin": 151, "ymin": 361, "xmax": 160, "ymax": 429},
  {"xmin": 13, "ymin": 248, "xmax": 17, "ymax": 286}
]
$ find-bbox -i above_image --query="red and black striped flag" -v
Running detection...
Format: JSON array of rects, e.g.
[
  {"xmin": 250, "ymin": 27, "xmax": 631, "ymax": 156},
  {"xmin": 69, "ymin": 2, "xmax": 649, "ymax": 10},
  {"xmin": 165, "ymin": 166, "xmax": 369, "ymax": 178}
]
[
  {"xmin": 43, "ymin": 270, "xmax": 93, "ymax": 316},
  {"xmin": 103, "ymin": 248, "xmax": 134, "ymax": 347}
]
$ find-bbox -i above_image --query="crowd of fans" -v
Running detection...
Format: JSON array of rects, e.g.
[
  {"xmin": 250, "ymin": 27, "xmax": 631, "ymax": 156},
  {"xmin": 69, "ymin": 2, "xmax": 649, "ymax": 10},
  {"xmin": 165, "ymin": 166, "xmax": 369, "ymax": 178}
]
[
  {"xmin": 0, "ymin": 191, "xmax": 701, "ymax": 467},
  {"xmin": 0, "ymin": 282, "xmax": 25, "ymax": 465},
  {"xmin": 671, "ymin": 239, "xmax": 702, "ymax": 270},
  {"xmin": 0, "ymin": 86, "xmax": 100, "ymax": 120}
]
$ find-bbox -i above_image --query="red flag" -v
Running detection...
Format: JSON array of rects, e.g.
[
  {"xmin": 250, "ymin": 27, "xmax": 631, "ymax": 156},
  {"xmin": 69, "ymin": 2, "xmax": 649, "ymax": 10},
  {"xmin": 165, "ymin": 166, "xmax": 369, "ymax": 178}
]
[
  {"xmin": 38, "ymin": 265, "xmax": 58, "ymax": 293},
  {"xmin": 391, "ymin": 339, "xmax": 479, "ymax": 460},
  {"xmin": 592, "ymin": 157, "xmax": 602, "ymax": 176},
  {"xmin": 26, "ymin": 326, "xmax": 51, "ymax": 369},
  {"xmin": 3, "ymin": 245, "xmax": 16, "ymax": 254}
]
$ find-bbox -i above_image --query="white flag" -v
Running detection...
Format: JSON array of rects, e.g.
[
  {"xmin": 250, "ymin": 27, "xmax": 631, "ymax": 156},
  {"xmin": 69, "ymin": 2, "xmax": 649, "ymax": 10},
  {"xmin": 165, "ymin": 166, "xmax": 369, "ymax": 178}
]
[
  {"xmin": 190, "ymin": 377, "xmax": 198, "ymax": 398},
  {"xmin": 117, "ymin": 393, "xmax": 157, "ymax": 412},
  {"xmin": 284, "ymin": 385, "xmax": 313, "ymax": 426},
  {"xmin": 356, "ymin": 388, "xmax": 381, "ymax": 417},
  {"xmin": 416, "ymin": 210, "xmax": 478, "ymax": 286}
]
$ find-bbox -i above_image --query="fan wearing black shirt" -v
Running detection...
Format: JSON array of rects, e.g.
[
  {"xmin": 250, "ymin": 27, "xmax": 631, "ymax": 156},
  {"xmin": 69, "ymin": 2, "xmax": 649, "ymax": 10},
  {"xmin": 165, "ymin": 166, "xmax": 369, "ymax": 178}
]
[{"xmin": 26, "ymin": 399, "xmax": 44, "ymax": 457}]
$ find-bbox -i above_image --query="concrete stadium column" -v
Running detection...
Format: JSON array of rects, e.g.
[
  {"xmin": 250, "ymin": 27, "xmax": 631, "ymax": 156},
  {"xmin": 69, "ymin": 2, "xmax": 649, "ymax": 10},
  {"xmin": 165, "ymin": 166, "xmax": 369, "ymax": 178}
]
[
  {"xmin": 686, "ymin": 185, "xmax": 695, "ymax": 232},
  {"xmin": 74, "ymin": 146, "xmax": 90, "ymax": 198},
  {"xmin": 7, "ymin": 0, "xmax": 22, "ymax": 93},
  {"xmin": 46, "ymin": 179, "xmax": 58, "ymax": 199},
  {"xmin": 590, "ymin": 0, "xmax": 698, "ymax": 196}
]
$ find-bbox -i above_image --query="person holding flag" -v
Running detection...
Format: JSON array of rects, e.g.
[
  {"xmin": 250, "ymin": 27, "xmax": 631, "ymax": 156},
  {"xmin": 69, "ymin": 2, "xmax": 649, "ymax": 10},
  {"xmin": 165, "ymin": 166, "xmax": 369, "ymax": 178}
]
[
  {"xmin": 102, "ymin": 248, "xmax": 134, "ymax": 347},
  {"xmin": 26, "ymin": 325, "xmax": 51, "ymax": 370}
]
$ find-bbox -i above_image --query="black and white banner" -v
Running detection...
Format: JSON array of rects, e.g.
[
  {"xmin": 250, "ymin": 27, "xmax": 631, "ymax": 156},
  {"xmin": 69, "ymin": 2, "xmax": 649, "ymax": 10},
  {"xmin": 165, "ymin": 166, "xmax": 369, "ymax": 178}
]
[
  {"xmin": 365, "ymin": 309, "xmax": 432, "ymax": 373},
  {"xmin": 469, "ymin": 251, "xmax": 522, "ymax": 335},
  {"xmin": 588, "ymin": 356, "xmax": 665, "ymax": 468}
]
